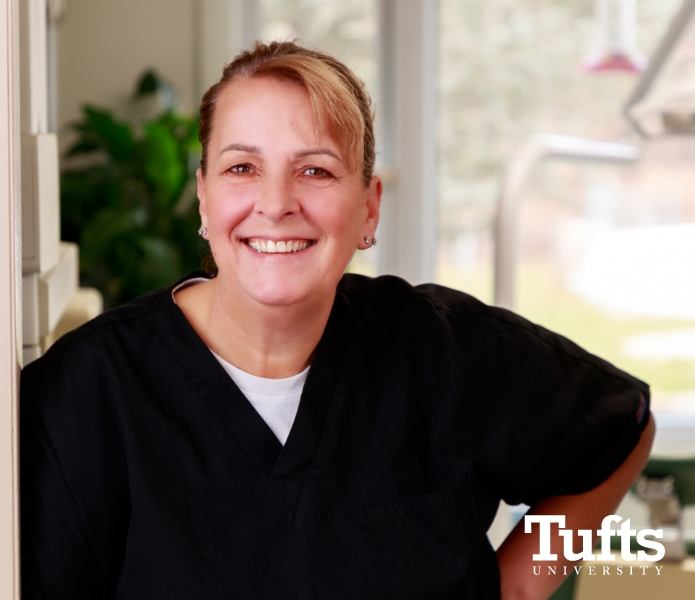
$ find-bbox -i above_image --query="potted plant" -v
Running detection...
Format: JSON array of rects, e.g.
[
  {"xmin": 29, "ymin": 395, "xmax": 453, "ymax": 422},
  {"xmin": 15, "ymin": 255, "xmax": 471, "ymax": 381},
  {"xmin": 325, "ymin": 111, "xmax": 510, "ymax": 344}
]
[{"xmin": 60, "ymin": 70, "xmax": 204, "ymax": 307}]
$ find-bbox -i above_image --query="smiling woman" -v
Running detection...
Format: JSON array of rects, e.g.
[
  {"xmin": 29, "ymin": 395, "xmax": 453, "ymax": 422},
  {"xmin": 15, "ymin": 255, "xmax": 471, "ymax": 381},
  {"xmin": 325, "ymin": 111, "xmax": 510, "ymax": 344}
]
[
  {"xmin": 20, "ymin": 41, "xmax": 653, "ymax": 600},
  {"xmin": 181, "ymin": 53, "xmax": 381, "ymax": 376}
]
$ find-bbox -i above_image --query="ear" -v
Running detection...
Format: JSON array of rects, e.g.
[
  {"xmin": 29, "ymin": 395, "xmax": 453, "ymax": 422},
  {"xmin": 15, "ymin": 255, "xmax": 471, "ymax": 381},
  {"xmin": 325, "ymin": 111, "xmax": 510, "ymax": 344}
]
[
  {"xmin": 196, "ymin": 167, "xmax": 207, "ymax": 224},
  {"xmin": 364, "ymin": 175, "xmax": 382, "ymax": 232}
]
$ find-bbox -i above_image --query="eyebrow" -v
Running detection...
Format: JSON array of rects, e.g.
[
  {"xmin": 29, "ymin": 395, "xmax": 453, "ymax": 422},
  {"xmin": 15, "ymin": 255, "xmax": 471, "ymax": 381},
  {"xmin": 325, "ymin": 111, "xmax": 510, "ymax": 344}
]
[
  {"xmin": 293, "ymin": 147, "xmax": 342, "ymax": 161},
  {"xmin": 219, "ymin": 143, "xmax": 261, "ymax": 156},
  {"xmin": 219, "ymin": 144, "xmax": 341, "ymax": 162}
]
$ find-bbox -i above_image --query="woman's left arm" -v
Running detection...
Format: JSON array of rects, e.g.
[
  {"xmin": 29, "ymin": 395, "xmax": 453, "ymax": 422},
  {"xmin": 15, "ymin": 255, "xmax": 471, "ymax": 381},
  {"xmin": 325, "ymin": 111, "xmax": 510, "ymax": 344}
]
[{"xmin": 496, "ymin": 412, "xmax": 656, "ymax": 600}]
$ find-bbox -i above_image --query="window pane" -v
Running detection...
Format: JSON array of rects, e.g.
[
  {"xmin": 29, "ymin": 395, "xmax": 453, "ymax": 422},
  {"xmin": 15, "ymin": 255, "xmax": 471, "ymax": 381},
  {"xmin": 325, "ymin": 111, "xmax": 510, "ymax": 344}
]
[
  {"xmin": 438, "ymin": 1, "xmax": 694, "ymax": 422},
  {"xmin": 438, "ymin": 0, "xmax": 681, "ymax": 301}
]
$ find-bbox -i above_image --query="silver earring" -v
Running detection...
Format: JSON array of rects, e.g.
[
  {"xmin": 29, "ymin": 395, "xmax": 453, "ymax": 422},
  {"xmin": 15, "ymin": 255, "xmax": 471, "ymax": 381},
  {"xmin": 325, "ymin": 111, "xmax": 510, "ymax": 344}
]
[
  {"xmin": 363, "ymin": 235, "xmax": 377, "ymax": 247},
  {"xmin": 198, "ymin": 225, "xmax": 208, "ymax": 239}
]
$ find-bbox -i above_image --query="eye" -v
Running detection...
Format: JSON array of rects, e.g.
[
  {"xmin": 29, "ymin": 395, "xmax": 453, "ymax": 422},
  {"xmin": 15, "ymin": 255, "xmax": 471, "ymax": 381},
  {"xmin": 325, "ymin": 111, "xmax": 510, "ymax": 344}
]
[
  {"xmin": 302, "ymin": 166, "xmax": 332, "ymax": 178},
  {"xmin": 227, "ymin": 163, "xmax": 254, "ymax": 175}
]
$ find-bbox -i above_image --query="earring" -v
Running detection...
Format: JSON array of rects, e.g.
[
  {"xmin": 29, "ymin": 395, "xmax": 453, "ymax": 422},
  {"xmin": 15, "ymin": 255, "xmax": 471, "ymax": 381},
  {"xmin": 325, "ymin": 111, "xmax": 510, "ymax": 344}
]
[
  {"xmin": 363, "ymin": 235, "xmax": 377, "ymax": 247},
  {"xmin": 198, "ymin": 225, "xmax": 208, "ymax": 239}
]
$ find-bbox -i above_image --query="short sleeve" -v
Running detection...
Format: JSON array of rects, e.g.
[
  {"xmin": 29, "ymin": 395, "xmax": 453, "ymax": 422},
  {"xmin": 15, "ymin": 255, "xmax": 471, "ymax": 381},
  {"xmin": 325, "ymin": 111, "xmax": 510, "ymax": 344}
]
[{"xmin": 470, "ymin": 308, "xmax": 651, "ymax": 507}]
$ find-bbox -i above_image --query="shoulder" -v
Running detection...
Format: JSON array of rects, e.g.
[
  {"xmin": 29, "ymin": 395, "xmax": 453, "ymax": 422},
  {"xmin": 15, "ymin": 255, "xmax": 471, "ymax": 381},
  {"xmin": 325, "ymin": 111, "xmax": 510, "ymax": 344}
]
[
  {"xmin": 339, "ymin": 272, "xmax": 528, "ymax": 339},
  {"xmin": 338, "ymin": 273, "xmax": 488, "ymax": 319},
  {"xmin": 337, "ymin": 273, "xmax": 529, "ymax": 369},
  {"xmin": 19, "ymin": 279, "xmax": 193, "ymax": 453},
  {"xmin": 337, "ymin": 273, "xmax": 644, "ymax": 387},
  {"xmin": 21, "ymin": 281, "xmax": 176, "ymax": 389}
]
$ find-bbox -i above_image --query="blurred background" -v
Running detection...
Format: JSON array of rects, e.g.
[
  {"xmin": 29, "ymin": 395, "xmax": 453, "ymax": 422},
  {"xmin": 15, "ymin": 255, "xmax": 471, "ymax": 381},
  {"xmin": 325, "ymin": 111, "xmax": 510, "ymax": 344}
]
[{"xmin": 13, "ymin": 0, "xmax": 695, "ymax": 598}]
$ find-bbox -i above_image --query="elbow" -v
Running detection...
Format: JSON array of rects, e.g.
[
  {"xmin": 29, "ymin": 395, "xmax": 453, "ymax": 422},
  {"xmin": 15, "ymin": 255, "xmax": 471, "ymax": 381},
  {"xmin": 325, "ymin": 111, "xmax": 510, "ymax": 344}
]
[{"xmin": 636, "ymin": 412, "xmax": 656, "ymax": 467}]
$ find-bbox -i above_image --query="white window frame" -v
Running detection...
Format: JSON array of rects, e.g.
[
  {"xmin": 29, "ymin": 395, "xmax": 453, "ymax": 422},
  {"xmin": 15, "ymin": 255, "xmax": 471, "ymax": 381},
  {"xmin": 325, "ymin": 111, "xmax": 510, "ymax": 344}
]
[
  {"xmin": 195, "ymin": 0, "xmax": 260, "ymax": 97},
  {"xmin": 376, "ymin": 0, "xmax": 438, "ymax": 284}
]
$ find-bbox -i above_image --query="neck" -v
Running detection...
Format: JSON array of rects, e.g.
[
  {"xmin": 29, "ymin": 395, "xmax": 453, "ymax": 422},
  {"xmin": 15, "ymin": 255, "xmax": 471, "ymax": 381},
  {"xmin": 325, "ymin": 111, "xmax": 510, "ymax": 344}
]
[{"xmin": 198, "ymin": 277, "xmax": 335, "ymax": 378}]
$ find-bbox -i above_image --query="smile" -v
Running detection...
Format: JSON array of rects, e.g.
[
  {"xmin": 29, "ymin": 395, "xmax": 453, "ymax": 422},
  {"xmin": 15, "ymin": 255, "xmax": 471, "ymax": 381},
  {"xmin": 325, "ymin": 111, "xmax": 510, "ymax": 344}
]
[{"xmin": 244, "ymin": 238, "xmax": 316, "ymax": 254}]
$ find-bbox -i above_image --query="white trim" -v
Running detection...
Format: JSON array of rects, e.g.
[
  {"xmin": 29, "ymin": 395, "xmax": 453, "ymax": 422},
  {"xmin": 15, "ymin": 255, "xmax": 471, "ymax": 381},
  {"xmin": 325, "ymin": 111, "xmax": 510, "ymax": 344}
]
[
  {"xmin": 21, "ymin": 0, "xmax": 47, "ymax": 135},
  {"xmin": 0, "ymin": 0, "xmax": 21, "ymax": 594},
  {"xmin": 194, "ymin": 0, "xmax": 261, "ymax": 99},
  {"xmin": 376, "ymin": 0, "xmax": 438, "ymax": 284},
  {"xmin": 20, "ymin": 0, "xmax": 55, "ymax": 275},
  {"xmin": 45, "ymin": 9, "xmax": 57, "ymax": 132},
  {"xmin": 238, "ymin": 0, "xmax": 260, "ymax": 49}
]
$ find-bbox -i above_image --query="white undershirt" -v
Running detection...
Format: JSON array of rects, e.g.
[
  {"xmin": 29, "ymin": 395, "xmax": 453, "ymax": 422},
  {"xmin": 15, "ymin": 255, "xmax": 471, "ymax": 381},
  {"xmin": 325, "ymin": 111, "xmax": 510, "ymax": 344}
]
[
  {"xmin": 172, "ymin": 277, "xmax": 307, "ymax": 445},
  {"xmin": 212, "ymin": 351, "xmax": 308, "ymax": 445}
]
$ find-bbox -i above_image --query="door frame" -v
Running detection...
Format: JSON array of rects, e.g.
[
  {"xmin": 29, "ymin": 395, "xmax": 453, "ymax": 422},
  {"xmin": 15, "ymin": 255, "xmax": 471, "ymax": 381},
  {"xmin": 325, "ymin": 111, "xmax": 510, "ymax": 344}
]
[{"xmin": 0, "ymin": 0, "xmax": 22, "ymax": 596}]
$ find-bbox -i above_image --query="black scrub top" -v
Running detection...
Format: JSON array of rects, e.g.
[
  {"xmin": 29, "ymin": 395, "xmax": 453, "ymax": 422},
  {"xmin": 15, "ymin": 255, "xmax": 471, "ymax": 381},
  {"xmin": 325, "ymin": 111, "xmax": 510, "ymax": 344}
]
[{"xmin": 20, "ymin": 273, "xmax": 651, "ymax": 600}]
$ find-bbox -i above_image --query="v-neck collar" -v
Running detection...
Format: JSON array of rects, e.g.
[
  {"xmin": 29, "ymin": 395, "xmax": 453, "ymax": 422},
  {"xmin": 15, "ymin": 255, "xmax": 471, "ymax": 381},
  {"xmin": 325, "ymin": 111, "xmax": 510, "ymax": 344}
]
[{"xmin": 152, "ymin": 275, "xmax": 354, "ymax": 507}]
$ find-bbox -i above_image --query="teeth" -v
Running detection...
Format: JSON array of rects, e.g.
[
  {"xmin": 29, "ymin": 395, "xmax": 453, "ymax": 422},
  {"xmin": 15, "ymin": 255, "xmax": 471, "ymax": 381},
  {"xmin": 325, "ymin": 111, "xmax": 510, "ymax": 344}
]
[{"xmin": 247, "ymin": 239, "xmax": 311, "ymax": 254}]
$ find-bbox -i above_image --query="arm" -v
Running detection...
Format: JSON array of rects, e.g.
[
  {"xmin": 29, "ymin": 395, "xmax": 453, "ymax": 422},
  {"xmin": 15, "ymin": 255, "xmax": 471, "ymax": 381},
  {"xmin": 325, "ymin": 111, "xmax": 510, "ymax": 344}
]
[{"xmin": 496, "ymin": 412, "xmax": 655, "ymax": 600}]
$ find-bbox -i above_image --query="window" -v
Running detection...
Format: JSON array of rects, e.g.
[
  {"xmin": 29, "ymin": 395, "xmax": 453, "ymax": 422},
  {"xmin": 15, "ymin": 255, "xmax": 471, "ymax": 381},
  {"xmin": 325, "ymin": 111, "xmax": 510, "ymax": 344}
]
[{"xmin": 438, "ymin": 0, "xmax": 692, "ymax": 416}]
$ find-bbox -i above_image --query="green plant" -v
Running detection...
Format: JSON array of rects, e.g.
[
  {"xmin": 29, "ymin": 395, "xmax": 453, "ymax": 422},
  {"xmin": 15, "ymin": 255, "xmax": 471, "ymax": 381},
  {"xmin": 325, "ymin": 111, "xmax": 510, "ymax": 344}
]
[{"xmin": 60, "ymin": 70, "xmax": 204, "ymax": 307}]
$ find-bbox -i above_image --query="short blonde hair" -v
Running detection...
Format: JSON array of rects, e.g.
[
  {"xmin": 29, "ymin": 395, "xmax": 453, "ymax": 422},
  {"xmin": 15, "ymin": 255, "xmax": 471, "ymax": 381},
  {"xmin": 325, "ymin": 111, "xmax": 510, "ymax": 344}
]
[{"xmin": 198, "ymin": 41, "xmax": 375, "ymax": 185}]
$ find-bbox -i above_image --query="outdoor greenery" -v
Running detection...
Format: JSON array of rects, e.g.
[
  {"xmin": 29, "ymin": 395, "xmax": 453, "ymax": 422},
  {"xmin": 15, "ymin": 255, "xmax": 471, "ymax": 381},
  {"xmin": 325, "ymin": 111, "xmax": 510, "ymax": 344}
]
[{"xmin": 60, "ymin": 71, "xmax": 204, "ymax": 307}]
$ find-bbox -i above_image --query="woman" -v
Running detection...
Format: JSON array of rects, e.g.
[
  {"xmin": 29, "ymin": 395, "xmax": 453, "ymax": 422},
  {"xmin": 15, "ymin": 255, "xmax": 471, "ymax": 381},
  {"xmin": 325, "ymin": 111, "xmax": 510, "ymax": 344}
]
[{"xmin": 21, "ymin": 41, "xmax": 654, "ymax": 600}]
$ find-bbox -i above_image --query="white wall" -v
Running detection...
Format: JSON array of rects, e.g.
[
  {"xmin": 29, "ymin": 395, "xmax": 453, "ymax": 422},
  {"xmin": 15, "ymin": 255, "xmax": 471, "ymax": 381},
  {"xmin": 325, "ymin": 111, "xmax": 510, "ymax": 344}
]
[{"xmin": 55, "ymin": 0, "xmax": 197, "ymax": 133}]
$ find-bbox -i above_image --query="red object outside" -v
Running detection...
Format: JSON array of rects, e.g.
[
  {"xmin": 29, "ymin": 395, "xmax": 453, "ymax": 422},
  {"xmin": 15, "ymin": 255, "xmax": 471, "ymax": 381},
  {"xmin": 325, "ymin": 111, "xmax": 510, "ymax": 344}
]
[{"xmin": 583, "ymin": 52, "xmax": 646, "ymax": 73}]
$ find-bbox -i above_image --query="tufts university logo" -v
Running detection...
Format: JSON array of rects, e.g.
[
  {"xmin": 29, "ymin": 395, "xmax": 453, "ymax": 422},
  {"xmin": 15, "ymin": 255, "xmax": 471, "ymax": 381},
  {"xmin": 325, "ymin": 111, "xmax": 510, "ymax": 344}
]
[{"xmin": 524, "ymin": 514, "xmax": 666, "ymax": 576}]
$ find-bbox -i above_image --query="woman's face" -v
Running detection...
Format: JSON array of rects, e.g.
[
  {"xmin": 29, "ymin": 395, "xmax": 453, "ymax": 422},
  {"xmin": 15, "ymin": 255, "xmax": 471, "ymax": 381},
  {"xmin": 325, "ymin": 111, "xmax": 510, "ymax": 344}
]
[{"xmin": 197, "ymin": 76, "xmax": 381, "ymax": 309}]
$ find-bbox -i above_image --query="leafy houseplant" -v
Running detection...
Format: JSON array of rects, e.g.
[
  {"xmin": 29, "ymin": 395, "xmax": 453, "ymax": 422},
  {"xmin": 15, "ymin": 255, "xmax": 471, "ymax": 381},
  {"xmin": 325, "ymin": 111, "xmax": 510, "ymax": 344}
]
[{"xmin": 60, "ymin": 71, "xmax": 205, "ymax": 308}]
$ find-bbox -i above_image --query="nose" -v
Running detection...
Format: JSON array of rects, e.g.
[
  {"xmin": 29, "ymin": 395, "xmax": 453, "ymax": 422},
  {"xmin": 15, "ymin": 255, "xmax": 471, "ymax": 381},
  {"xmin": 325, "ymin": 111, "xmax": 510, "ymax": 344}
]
[{"xmin": 255, "ymin": 173, "xmax": 300, "ymax": 221}]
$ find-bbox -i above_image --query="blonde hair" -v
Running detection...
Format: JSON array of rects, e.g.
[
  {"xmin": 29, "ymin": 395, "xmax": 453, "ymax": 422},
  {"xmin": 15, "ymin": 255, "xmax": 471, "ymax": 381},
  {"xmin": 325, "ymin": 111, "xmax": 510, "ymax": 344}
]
[{"xmin": 198, "ymin": 41, "xmax": 375, "ymax": 185}]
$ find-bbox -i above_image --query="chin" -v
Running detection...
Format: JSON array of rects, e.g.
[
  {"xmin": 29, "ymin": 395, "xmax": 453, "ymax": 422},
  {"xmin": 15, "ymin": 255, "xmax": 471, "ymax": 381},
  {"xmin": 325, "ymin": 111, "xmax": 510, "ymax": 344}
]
[
  {"xmin": 220, "ymin": 264, "xmax": 342, "ymax": 309},
  {"xmin": 245, "ymin": 282, "xmax": 324, "ymax": 309}
]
